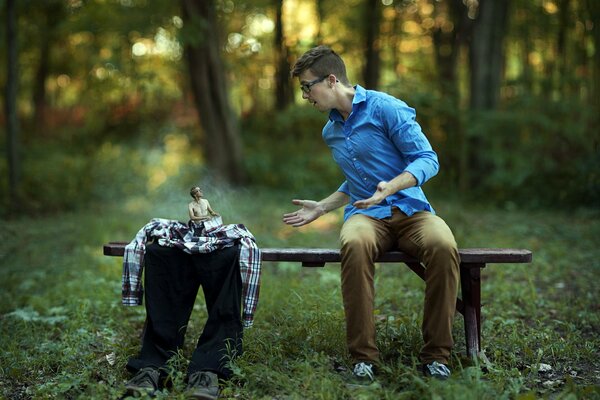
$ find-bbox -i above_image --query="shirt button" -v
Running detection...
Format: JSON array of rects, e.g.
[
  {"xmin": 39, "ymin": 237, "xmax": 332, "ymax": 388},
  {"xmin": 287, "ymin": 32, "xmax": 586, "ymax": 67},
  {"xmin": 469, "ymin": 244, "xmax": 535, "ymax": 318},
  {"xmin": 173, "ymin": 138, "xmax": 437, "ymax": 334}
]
[{"xmin": 353, "ymin": 158, "xmax": 357, "ymax": 161}]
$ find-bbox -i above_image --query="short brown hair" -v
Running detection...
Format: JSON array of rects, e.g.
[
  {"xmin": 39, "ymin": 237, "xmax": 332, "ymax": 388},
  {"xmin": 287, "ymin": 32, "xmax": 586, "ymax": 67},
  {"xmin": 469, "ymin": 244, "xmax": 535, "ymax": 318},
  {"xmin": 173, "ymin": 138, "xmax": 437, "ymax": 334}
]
[{"xmin": 291, "ymin": 45, "xmax": 350, "ymax": 86}]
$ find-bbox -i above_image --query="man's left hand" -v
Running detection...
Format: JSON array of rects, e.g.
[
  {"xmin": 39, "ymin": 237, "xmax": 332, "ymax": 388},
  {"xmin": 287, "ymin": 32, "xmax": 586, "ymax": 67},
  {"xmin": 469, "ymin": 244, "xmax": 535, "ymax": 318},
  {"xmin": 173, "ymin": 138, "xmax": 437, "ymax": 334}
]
[{"xmin": 353, "ymin": 181, "xmax": 390, "ymax": 209}]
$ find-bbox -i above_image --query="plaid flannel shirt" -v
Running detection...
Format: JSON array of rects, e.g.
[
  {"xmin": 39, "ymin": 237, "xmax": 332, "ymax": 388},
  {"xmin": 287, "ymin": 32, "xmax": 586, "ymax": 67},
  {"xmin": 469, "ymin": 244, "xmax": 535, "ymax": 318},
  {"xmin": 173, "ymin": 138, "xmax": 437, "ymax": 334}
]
[{"xmin": 122, "ymin": 217, "xmax": 262, "ymax": 328}]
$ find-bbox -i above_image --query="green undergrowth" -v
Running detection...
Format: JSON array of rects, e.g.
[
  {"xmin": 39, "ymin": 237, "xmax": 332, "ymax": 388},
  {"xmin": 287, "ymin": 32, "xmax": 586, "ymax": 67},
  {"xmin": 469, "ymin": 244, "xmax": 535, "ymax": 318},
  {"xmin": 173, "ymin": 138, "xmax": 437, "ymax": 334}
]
[{"xmin": 0, "ymin": 187, "xmax": 599, "ymax": 399}]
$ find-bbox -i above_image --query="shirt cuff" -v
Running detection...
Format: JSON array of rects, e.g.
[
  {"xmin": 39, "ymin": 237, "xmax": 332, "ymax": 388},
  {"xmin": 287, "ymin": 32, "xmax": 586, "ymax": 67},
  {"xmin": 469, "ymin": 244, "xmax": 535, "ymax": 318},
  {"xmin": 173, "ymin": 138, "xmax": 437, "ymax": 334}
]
[{"xmin": 242, "ymin": 313, "xmax": 254, "ymax": 328}]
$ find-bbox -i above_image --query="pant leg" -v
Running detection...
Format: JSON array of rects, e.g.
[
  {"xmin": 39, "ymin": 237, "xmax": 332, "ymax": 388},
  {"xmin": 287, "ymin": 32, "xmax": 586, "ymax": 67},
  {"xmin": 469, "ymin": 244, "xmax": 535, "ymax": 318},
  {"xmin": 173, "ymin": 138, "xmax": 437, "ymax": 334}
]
[
  {"xmin": 126, "ymin": 242, "xmax": 200, "ymax": 372},
  {"xmin": 187, "ymin": 245, "xmax": 243, "ymax": 379},
  {"xmin": 339, "ymin": 214, "xmax": 394, "ymax": 364},
  {"xmin": 390, "ymin": 210, "xmax": 460, "ymax": 365}
]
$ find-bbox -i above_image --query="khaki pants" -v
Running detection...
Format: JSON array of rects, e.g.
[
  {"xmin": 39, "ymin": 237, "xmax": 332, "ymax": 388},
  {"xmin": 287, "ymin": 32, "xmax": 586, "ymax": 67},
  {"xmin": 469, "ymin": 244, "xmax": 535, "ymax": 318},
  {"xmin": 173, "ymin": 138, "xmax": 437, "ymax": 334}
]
[{"xmin": 339, "ymin": 208, "xmax": 460, "ymax": 365}]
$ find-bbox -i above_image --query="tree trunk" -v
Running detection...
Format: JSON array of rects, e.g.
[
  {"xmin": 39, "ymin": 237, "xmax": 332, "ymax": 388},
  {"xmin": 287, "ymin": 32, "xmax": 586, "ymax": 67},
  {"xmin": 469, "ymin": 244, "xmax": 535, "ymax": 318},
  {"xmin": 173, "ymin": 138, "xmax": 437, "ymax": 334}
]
[
  {"xmin": 315, "ymin": 0, "xmax": 324, "ymax": 45},
  {"xmin": 32, "ymin": 1, "xmax": 64, "ymax": 135},
  {"xmin": 274, "ymin": 0, "xmax": 293, "ymax": 110},
  {"xmin": 585, "ymin": 0, "xmax": 600, "ymax": 155},
  {"xmin": 556, "ymin": 0, "xmax": 570, "ymax": 98},
  {"xmin": 467, "ymin": 0, "xmax": 509, "ymax": 186},
  {"xmin": 433, "ymin": 0, "xmax": 472, "ymax": 193},
  {"xmin": 5, "ymin": 0, "xmax": 21, "ymax": 209},
  {"xmin": 469, "ymin": 0, "xmax": 509, "ymax": 111},
  {"xmin": 389, "ymin": 5, "xmax": 402, "ymax": 76},
  {"xmin": 585, "ymin": 0, "xmax": 599, "ymax": 108},
  {"xmin": 520, "ymin": 13, "xmax": 533, "ymax": 94},
  {"xmin": 33, "ymin": 32, "xmax": 50, "ymax": 135},
  {"xmin": 362, "ymin": 0, "xmax": 382, "ymax": 89},
  {"xmin": 181, "ymin": 0, "xmax": 245, "ymax": 184}
]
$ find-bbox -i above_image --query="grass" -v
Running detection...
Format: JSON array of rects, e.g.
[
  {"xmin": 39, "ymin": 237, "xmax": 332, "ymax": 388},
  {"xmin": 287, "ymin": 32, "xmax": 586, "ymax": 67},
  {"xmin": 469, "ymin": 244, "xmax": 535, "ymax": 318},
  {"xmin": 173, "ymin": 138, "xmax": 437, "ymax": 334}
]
[{"xmin": 1, "ymin": 185, "xmax": 599, "ymax": 399}]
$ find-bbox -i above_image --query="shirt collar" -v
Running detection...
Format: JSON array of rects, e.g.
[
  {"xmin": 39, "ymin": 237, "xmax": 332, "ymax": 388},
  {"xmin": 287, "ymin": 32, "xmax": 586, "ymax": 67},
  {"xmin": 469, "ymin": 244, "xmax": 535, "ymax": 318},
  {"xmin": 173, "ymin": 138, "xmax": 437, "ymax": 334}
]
[{"xmin": 328, "ymin": 84, "xmax": 367, "ymax": 122}]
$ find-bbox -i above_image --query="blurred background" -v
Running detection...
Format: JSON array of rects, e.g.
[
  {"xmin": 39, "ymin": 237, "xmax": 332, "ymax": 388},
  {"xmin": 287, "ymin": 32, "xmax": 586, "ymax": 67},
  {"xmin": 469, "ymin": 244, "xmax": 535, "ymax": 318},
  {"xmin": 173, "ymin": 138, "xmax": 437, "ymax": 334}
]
[{"xmin": 1, "ymin": 0, "xmax": 599, "ymax": 215}]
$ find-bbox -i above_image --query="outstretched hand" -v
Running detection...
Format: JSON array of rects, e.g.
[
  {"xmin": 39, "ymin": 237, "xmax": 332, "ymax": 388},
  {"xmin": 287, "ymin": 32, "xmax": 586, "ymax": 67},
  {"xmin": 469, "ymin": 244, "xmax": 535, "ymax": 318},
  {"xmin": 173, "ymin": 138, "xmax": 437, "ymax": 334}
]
[
  {"xmin": 353, "ymin": 181, "xmax": 390, "ymax": 209},
  {"xmin": 282, "ymin": 199, "xmax": 324, "ymax": 227}
]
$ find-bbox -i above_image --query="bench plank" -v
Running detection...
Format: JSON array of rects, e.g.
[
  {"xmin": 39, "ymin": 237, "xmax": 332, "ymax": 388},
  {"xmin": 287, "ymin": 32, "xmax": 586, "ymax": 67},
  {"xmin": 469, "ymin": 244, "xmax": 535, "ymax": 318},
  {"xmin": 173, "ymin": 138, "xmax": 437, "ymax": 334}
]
[
  {"xmin": 104, "ymin": 242, "xmax": 532, "ymax": 265},
  {"xmin": 103, "ymin": 241, "xmax": 532, "ymax": 359}
]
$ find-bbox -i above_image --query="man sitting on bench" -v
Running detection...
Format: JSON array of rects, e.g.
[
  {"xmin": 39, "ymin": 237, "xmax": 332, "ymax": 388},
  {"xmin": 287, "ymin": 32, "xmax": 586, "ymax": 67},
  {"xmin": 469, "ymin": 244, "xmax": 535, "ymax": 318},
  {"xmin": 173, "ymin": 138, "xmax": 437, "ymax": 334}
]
[
  {"xmin": 283, "ymin": 46, "xmax": 460, "ymax": 383},
  {"xmin": 121, "ymin": 190, "xmax": 261, "ymax": 399}
]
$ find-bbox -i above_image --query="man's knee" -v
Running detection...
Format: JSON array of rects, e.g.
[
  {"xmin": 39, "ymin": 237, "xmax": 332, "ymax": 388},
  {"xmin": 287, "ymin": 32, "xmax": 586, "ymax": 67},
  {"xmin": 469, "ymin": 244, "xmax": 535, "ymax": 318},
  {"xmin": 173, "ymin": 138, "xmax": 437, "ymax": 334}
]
[
  {"xmin": 423, "ymin": 219, "xmax": 458, "ymax": 256},
  {"xmin": 340, "ymin": 231, "xmax": 378, "ymax": 258},
  {"xmin": 432, "ymin": 236, "xmax": 458, "ymax": 256},
  {"xmin": 340, "ymin": 216, "xmax": 380, "ymax": 255}
]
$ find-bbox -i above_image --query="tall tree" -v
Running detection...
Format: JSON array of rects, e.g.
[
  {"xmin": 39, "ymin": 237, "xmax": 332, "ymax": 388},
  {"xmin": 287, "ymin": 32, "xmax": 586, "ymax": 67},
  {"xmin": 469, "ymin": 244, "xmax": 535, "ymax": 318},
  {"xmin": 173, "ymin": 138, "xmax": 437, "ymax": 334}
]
[
  {"xmin": 274, "ymin": 0, "xmax": 293, "ymax": 110},
  {"xmin": 469, "ymin": 0, "xmax": 510, "ymax": 111},
  {"xmin": 467, "ymin": 0, "xmax": 510, "ymax": 187},
  {"xmin": 5, "ymin": 0, "xmax": 21, "ymax": 209},
  {"xmin": 433, "ymin": 0, "xmax": 472, "ymax": 102},
  {"xmin": 181, "ymin": 0, "xmax": 245, "ymax": 184},
  {"xmin": 362, "ymin": 0, "xmax": 382, "ymax": 89},
  {"xmin": 585, "ymin": 0, "xmax": 600, "ymax": 109},
  {"xmin": 432, "ymin": 0, "xmax": 473, "ymax": 193},
  {"xmin": 32, "ymin": 1, "xmax": 66, "ymax": 135},
  {"xmin": 516, "ymin": 3, "xmax": 534, "ymax": 93},
  {"xmin": 555, "ymin": 0, "xmax": 570, "ymax": 97},
  {"xmin": 315, "ymin": 0, "xmax": 325, "ymax": 45}
]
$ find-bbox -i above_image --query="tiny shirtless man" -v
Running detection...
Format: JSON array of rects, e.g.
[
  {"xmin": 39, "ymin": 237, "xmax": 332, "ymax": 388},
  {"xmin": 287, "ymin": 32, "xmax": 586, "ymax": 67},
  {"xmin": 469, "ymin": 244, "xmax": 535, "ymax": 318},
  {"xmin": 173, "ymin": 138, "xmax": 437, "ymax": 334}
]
[{"xmin": 189, "ymin": 186, "xmax": 219, "ymax": 223}]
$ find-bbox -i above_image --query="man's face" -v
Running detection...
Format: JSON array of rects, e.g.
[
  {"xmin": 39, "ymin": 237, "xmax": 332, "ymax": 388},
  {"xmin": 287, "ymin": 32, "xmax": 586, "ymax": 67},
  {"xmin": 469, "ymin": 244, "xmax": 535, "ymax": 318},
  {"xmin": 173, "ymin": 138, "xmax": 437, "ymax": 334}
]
[
  {"xmin": 192, "ymin": 188, "xmax": 203, "ymax": 199},
  {"xmin": 298, "ymin": 71, "xmax": 331, "ymax": 112}
]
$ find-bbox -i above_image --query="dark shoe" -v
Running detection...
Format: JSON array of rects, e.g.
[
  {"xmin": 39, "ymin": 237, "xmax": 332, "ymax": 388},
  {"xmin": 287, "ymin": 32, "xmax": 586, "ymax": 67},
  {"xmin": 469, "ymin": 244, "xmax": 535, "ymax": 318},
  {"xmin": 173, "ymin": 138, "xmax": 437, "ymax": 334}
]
[
  {"xmin": 186, "ymin": 371, "xmax": 219, "ymax": 400},
  {"xmin": 422, "ymin": 361, "xmax": 451, "ymax": 380},
  {"xmin": 124, "ymin": 367, "xmax": 160, "ymax": 396}
]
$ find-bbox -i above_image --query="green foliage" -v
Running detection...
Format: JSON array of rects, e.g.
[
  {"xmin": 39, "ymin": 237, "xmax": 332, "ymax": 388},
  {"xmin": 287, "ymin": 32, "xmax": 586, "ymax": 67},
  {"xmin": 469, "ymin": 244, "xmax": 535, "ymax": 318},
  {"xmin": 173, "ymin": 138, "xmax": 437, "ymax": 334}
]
[
  {"xmin": 465, "ymin": 94, "xmax": 600, "ymax": 207},
  {"xmin": 0, "ymin": 122, "xmax": 206, "ymax": 215},
  {"xmin": 242, "ymin": 105, "xmax": 345, "ymax": 198}
]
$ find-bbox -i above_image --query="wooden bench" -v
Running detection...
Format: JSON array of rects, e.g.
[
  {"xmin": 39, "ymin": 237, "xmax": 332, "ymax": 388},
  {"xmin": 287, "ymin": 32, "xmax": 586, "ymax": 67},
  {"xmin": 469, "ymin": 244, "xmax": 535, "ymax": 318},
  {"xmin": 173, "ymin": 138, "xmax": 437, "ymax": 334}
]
[{"xmin": 104, "ymin": 243, "xmax": 532, "ymax": 358}]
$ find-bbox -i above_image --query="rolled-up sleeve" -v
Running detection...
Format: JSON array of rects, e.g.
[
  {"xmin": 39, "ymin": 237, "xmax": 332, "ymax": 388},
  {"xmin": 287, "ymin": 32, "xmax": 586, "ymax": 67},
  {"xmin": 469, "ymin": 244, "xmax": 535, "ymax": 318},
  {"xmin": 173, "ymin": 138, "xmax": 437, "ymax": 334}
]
[
  {"xmin": 380, "ymin": 100, "xmax": 439, "ymax": 186},
  {"xmin": 337, "ymin": 180, "xmax": 350, "ymax": 195}
]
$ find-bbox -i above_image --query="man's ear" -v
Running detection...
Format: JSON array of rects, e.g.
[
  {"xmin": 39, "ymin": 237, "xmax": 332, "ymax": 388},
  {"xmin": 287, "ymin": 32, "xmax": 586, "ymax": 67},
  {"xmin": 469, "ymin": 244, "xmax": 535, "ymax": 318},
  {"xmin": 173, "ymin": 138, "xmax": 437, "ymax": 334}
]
[{"xmin": 328, "ymin": 74, "xmax": 338, "ymax": 86}]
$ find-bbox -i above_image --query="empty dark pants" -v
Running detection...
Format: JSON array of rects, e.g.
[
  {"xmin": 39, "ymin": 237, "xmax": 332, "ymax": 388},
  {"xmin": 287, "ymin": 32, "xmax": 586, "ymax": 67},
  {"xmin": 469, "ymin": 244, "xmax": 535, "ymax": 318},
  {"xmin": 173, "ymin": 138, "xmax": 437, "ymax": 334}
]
[{"xmin": 126, "ymin": 242, "xmax": 243, "ymax": 379}]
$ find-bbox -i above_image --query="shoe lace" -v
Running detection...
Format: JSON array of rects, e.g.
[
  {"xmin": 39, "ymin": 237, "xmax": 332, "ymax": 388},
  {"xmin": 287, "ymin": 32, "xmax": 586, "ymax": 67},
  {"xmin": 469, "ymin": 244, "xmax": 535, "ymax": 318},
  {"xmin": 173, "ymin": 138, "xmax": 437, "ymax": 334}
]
[
  {"xmin": 426, "ymin": 361, "xmax": 451, "ymax": 377},
  {"xmin": 353, "ymin": 362, "xmax": 375, "ymax": 380},
  {"xmin": 188, "ymin": 371, "xmax": 212, "ymax": 388}
]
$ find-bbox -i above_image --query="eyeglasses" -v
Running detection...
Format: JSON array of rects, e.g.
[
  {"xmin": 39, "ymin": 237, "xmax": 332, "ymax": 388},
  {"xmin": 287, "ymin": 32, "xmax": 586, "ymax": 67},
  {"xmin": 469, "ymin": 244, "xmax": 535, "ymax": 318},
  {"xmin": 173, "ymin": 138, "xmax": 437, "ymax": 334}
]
[{"xmin": 300, "ymin": 75, "xmax": 330, "ymax": 94}]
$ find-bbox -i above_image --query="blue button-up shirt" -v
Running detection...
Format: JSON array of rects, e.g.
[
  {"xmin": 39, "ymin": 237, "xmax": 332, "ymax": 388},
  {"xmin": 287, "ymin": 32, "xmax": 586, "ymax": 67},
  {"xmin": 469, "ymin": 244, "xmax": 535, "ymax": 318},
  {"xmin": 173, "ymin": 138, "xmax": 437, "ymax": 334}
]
[{"xmin": 323, "ymin": 85, "xmax": 439, "ymax": 221}]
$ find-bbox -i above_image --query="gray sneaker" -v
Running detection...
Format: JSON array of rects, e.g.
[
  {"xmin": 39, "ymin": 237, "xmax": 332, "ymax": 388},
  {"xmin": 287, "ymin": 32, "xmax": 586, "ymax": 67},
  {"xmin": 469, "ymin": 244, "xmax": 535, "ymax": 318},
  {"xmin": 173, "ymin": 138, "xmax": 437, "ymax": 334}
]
[
  {"xmin": 345, "ymin": 361, "xmax": 381, "ymax": 389},
  {"xmin": 186, "ymin": 371, "xmax": 219, "ymax": 400},
  {"xmin": 353, "ymin": 362, "xmax": 375, "ymax": 382},
  {"xmin": 422, "ymin": 361, "xmax": 451, "ymax": 380},
  {"xmin": 124, "ymin": 367, "xmax": 160, "ymax": 396}
]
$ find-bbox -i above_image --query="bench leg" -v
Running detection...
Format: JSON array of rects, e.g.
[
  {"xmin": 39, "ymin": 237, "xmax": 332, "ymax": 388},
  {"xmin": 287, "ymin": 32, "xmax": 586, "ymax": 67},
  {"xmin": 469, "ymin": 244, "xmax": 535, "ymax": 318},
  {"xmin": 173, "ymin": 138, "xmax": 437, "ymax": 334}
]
[{"xmin": 460, "ymin": 264, "xmax": 483, "ymax": 359}]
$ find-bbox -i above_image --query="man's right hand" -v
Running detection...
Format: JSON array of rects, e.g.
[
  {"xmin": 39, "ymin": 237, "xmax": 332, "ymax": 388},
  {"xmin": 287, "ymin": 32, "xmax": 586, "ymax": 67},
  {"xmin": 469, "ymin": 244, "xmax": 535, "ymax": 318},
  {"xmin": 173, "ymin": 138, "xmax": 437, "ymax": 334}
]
[{"xmin": 282, "ymin": 199, "xmax": 325, "ymax": 227}]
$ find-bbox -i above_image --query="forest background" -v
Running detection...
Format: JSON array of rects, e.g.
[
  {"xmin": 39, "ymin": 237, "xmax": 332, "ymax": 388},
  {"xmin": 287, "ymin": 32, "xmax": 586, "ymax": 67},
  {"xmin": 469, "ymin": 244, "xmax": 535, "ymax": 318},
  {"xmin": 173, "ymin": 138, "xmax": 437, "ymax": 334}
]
[
  {"xmin": 1, "ymin": 0, "xmax": 599, "ymax": 399},
  {"xmin": 2, "ymin": 0, "xmax": 598, "ymax": 211}
]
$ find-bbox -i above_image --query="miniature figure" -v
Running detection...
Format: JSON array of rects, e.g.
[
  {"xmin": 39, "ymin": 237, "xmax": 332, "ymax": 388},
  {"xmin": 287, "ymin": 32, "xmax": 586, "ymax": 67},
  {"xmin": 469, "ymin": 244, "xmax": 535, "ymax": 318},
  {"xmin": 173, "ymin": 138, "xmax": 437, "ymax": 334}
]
[{"xmin": 189, "ymin": 186, "xmax": 219, "ymax": 222}]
